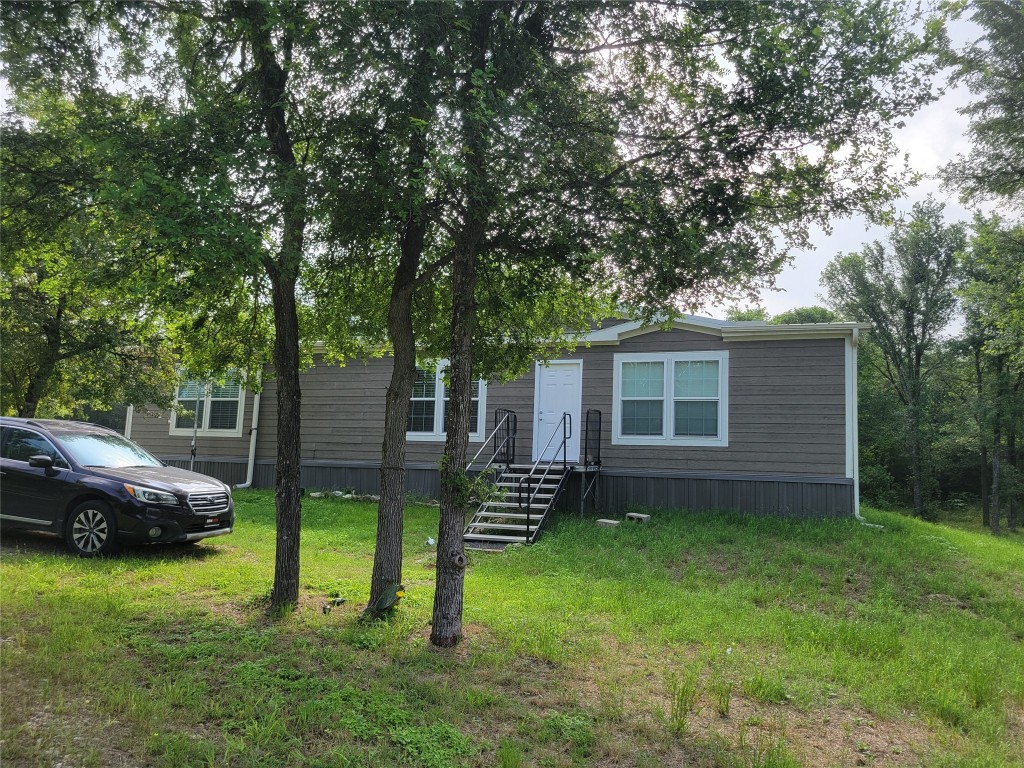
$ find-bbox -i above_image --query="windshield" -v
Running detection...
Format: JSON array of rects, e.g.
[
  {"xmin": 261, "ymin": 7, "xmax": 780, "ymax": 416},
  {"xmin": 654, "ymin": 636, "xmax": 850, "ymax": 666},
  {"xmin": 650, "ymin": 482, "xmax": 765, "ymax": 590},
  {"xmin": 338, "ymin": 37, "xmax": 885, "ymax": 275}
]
[{"xmin": 58, "ymin": 433, "xmax": 163, "ymax": 468}]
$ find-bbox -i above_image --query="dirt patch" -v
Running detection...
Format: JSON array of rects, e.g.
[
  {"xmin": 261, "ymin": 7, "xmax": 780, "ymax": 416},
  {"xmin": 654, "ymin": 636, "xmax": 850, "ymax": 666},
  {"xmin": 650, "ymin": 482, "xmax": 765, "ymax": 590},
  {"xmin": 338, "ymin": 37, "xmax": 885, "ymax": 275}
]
[
  {"xmin": 921, "ymin": 592, "xmax": 981, "ymax": 617},
  {"xmin": 559, "ymin": 641, "xmax": 936, "ymax": 768},
  {"xmin": 1, "ymin": 671, "xmax": 144, "ymax": 768}
]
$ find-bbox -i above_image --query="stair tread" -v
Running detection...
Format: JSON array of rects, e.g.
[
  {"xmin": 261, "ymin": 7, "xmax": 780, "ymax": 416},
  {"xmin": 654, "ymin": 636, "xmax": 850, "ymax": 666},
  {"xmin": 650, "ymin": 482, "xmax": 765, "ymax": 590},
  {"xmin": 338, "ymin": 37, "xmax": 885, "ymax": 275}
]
[
  {"xmin": 482, "ymin": 502, "xmax": 550, "ymax": 509},
  {"xmin": 466, "ymin": 523, "xmax": 536, "ymax": 531},
  {"xmin": 470, "ymin": 513, "xmax": 543, "ymax": 520},
  {"xmin": 464, "ymin": 533, "xmax": 537, "ymax": 542}
]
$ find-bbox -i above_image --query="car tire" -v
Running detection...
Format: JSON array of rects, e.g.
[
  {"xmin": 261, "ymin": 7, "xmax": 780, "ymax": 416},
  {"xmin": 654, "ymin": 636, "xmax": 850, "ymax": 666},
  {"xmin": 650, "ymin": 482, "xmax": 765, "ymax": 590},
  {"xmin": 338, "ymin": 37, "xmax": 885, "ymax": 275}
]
[{"xmin": 65, "ymin": 500, "xmax": 120, "ymax": 558}]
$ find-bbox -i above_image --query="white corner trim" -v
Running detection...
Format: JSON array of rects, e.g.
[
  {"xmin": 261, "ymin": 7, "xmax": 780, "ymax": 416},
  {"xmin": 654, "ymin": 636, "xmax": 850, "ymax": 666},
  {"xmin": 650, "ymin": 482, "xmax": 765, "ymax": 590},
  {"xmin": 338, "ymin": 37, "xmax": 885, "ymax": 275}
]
[
  {"xmin": 851, "ymin": 328, "xmax": 861, "ymax": 517},
  {"xmin": 124, "ymin": 406, "xmax": 134, "ymax": 439},
  {"xmin": 611, "ymin": 350, "xmax": 729, "ymax": 448},
  {"xmin": 844, "ymin": 334, "xmax": 856, "ymax": 481}
]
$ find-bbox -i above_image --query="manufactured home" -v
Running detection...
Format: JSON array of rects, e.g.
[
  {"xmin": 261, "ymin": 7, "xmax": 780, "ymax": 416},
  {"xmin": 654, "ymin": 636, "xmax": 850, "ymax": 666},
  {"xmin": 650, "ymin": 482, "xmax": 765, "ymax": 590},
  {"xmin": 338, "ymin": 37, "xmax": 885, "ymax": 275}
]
[{"xmin": 126, "ymin": 316, "xmax": 868, "ymax": 544}]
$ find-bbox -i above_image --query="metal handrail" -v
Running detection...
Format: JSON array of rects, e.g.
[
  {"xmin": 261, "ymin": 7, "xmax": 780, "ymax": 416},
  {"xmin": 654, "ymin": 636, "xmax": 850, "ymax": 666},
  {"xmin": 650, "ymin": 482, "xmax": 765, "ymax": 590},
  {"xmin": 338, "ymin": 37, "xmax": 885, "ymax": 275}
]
[
  {"xmin": 584, "ymin": 408, "xmax": 602, "ymax": 467},
  {"xmin": 467, "ymin": 408, "xmax": 517, "ymax": 473},
  {"xmin": 517, "ymin": 412, "xmax": 571, "ymax": 539}
]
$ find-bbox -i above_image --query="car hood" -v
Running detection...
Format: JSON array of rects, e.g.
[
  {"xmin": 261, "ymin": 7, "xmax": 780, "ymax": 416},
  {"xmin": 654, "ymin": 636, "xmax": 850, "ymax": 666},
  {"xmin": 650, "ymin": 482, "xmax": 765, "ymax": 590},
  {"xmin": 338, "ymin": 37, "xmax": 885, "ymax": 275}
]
[{"xmin": 88, "ymin": 465, "xmax": 230, "ymax": 495}]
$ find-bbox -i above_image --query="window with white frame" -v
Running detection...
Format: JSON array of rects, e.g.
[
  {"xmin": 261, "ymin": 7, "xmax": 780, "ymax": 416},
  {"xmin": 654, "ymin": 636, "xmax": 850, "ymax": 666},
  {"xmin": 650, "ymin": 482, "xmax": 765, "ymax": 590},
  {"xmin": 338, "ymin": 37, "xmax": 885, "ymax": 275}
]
[
  {"xmin": 170, "ymin": 377, "xmax": 245, "ymax": 437},
  {"xmin": 613, "ymin": 352, "xmax": 728, "ymax": 446},
  {"xmin": 407, "ymin": 363, "xmax": 485, "ymax": 440}
]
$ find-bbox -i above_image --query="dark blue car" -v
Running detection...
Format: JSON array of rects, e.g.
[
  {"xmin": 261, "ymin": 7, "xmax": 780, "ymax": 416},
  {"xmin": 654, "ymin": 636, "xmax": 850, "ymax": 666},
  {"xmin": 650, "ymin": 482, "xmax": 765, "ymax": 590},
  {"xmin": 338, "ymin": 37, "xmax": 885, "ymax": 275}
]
[{"xmin": 0, "ymin": 417, "xmax": 234, "ymax": 556}]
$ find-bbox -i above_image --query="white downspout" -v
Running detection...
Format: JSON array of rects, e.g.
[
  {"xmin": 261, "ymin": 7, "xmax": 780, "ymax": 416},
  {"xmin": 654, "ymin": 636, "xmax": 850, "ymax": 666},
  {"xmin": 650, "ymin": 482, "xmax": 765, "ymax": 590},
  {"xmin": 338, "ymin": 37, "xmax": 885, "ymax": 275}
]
[
  {"xmin": 849, "ymin": 328, "xmax": 882, "ymax": 529},
  {"xmin": 234, "ymin": 389, "xmax": 261, "ymax": 490},
  {"xmin": 124, "ymin": 405, "xmax": 134, "ymax": 439}
]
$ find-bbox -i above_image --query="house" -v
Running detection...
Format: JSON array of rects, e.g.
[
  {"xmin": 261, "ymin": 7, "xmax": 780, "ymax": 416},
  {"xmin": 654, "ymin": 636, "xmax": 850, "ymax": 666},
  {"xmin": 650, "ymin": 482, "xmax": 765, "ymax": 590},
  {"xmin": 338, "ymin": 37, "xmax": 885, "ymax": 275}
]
[{"xmin": 125, "ymin": 315, "xmax": 869, "ymax": 534}]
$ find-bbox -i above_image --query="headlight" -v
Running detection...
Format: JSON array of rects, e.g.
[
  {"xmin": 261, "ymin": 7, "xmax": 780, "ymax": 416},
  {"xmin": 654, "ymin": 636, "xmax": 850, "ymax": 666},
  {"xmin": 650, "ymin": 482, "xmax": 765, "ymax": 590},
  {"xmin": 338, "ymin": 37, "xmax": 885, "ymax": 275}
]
[{"xmin": 125, "ymin": 484, "xmax": 180, "ymax": 505}]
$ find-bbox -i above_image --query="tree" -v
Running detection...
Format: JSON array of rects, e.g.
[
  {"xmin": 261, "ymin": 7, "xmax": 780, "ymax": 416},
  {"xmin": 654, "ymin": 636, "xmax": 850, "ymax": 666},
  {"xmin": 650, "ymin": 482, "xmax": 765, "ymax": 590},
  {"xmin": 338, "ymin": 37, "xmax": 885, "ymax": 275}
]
[
  {"xmin": 822, "ymin": 199, "xmax": 965, "ymax": 517},
  {"xmin": 770, "ymin": 306, "xmax": 840, "ymax": 325},
  {"xmin": 0, "ymin": 1, "xmax": 350, "ymax": 611},
  {"xmin": 317, "ymin": 0, "xmax": 940, "ymax": 645},
  {"xmin": 943, "ymin": 0, "xmax": 1024, "ymax": 208},
  {"xmin": 1, "ymin": 98, "xmax": 177, "ymax": 417},
  {"xmin": 960, "ymin": 216, "xmax": 1024, "ymax": 532},
  {"xmin": 726, "ymin": 306, "xmax": 770, "ymax": 322},
  {"xmin": 415, "ymin": 0, "xmax": 940, "ymax": 645}
]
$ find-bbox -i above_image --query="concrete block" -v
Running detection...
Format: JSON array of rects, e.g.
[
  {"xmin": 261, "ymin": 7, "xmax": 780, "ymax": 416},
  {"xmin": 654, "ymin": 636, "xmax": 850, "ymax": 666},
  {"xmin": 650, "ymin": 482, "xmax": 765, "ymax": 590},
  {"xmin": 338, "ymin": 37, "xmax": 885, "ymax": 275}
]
[
  {"xmin": 626, "ymin": 512, "xmax": 651, "ymax": 523},
  {"xmin": 596, "ymin": 518, "xmax": 620, "ymax": 527}
]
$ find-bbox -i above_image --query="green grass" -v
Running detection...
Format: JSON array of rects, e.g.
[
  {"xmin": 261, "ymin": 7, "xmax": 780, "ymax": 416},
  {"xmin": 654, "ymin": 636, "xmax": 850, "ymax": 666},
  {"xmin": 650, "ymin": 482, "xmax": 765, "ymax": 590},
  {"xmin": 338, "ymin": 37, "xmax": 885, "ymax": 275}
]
[{"xmin": 2, "ymin": 492, "xmax": 1022, "ymax": 767}]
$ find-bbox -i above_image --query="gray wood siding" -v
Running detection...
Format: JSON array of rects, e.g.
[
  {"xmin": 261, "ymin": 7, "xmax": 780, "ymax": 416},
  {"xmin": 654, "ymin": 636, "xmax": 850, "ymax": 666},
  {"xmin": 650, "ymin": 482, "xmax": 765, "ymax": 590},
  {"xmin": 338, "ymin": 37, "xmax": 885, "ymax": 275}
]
[
  {"xmin": 569, "ymin": 329, "xmax": 847, "ymax": 476},
  {"xmin": 128, "ymin": 396, "xmax": 255, "ymax": 460},
  {"xmin": 131, "ymin": 328, "xmax": 847, "ymax": 480}
]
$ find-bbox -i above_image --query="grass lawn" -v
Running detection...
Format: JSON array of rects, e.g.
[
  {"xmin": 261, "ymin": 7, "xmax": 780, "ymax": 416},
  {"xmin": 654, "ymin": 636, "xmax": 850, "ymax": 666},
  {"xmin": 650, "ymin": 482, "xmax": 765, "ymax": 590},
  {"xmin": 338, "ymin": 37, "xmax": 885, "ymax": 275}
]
[{"xmin": 1, "ymin": 491, "xmax": 1022, "ymax": 767}]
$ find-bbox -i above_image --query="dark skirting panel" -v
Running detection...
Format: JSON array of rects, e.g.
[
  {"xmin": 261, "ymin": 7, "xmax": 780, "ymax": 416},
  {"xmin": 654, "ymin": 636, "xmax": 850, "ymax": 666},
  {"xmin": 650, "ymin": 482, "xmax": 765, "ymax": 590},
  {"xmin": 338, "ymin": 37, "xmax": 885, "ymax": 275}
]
[{"xmin": 164, "ymin": 457, "xmax": 853, "ymax": 519}]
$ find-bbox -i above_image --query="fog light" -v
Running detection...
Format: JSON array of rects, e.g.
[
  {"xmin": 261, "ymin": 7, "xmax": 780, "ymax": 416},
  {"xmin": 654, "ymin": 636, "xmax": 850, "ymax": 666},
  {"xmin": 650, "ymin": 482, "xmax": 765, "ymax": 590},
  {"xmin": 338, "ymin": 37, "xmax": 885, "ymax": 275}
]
[{"xmin": 148, "ymin": 527, "xmax": 162, "ymax": 538}]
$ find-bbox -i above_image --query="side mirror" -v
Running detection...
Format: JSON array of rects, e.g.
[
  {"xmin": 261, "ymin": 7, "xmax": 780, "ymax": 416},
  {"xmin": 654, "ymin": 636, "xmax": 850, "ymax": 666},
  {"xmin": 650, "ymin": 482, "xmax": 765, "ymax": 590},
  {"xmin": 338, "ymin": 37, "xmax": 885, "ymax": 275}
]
[{"xmin": 28, "ymin": 455, "xmax": 55, "ymax": 471}]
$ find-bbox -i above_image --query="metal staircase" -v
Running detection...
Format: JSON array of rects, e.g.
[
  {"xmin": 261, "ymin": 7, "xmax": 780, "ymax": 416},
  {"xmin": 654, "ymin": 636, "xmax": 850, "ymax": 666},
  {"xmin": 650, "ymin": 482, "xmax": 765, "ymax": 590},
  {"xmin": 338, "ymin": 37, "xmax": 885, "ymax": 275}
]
[{"xmin": 464, "ymin": 411, "xmax": 572, "ymax": 550}]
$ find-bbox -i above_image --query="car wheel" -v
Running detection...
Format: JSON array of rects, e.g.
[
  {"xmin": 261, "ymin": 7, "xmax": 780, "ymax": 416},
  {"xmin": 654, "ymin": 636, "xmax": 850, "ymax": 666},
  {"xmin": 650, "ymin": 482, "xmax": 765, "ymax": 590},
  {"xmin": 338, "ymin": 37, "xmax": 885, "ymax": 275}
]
[{"xmin": 66, "ymin": 500, "xmax": 120, "ymax": 557}]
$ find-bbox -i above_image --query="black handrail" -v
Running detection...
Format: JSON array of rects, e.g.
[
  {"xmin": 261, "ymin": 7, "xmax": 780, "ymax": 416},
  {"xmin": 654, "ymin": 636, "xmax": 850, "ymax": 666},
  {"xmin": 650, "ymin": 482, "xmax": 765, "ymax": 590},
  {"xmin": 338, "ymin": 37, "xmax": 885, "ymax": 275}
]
[
  {"xmin": 467, "ymin": 409, "xmax": 518, "ymax": 473},
  {"xmin": 584, "ymin": 409, "xmax": 602, "ymax": 467},
  {"xmin": 517, "ymin": 411, "xmax": 571, "ymax": 542},
  {"xmin": 492, "ymin": 408, "xmax": 516, "ymax": 465}
]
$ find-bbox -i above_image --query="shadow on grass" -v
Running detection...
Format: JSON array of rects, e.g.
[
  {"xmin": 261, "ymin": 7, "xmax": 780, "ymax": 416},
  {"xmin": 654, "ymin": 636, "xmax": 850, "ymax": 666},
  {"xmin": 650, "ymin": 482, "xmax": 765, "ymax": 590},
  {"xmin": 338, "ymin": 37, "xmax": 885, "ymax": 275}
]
[{"xmin": 0, "ymin": 528, "xmax": 224, "ymax": 563}]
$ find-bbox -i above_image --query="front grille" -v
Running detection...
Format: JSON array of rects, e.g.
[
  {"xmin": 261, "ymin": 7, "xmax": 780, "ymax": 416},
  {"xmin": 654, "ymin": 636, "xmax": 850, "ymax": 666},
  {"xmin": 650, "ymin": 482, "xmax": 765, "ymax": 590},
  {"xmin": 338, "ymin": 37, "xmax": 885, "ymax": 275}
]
[{"xmin": 188, "ymin": 491, "xmax": 230, "ymax": 516}]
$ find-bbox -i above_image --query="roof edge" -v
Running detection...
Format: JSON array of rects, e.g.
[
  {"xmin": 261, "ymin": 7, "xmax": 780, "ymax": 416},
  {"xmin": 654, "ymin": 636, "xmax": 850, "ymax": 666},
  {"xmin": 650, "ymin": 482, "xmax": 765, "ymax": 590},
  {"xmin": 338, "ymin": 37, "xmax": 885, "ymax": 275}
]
[{"xmin": 586, "ymin": 316, "xmax": 870, "ymax": 345}]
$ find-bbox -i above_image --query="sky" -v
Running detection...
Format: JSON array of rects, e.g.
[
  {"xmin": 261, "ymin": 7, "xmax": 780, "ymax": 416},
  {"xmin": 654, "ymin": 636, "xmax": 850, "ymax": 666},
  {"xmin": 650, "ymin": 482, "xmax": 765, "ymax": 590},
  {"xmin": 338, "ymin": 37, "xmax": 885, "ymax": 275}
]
[{"xmin": 712, "ymin": 16, "xmax": 990, "ymax": 320}]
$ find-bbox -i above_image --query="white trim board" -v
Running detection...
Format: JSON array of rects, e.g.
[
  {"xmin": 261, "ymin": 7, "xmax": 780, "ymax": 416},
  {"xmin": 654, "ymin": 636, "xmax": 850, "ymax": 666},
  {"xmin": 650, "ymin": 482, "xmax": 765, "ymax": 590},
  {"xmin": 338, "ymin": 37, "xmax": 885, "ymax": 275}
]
[
  {"xmin": 586, "ymin": 315, "xmax": 871, "ymax": 345},
  {"xmin": 611, "ymin": 350, "xmax": 729, "ymax": 448}
]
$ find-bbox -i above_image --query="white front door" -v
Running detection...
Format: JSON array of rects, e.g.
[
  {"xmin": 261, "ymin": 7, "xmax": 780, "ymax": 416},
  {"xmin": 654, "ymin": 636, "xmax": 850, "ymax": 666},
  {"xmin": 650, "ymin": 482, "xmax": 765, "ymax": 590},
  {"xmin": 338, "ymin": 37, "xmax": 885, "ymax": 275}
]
[{"xmin": 533, "ymin": 361, "xmax": 583, "ymax": 462}]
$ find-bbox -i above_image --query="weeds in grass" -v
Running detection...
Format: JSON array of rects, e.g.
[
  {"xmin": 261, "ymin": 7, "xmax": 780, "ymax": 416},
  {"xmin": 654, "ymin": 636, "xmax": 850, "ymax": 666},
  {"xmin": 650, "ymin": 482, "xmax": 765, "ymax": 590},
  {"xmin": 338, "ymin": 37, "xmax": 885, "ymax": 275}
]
[
  {"xmin": 743, "ymin": 671, "xmax": 787, "ymax": 705},
  {"xmin": 709, "ymin": 675, "xmax": 735, "ymax": 718},
  {"xmin": 539, "ymin": 711, "xmax": 595, "ymax": 759},
  {"xmin": 667, "ymin": 666, "xmax": 702, "ymax": 734},
  {"xmin": 496, "ymin": 738, "xmax": 525, "ymax": 768},
  {"xmin": 389, "ymin": 721, "xmax": 474, "ymax": 768},
  {"xmin": 738, "ymin": 726, "xmax": 801, "ymax": 768}
]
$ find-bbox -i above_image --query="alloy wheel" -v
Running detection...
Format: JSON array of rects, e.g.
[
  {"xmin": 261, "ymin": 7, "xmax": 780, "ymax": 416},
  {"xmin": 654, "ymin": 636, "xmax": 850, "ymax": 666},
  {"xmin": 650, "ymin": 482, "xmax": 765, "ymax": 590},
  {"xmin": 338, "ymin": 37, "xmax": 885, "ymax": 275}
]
[{"xmin": 71, "ymin": 508, "xmax": 108, "ymax": 553}]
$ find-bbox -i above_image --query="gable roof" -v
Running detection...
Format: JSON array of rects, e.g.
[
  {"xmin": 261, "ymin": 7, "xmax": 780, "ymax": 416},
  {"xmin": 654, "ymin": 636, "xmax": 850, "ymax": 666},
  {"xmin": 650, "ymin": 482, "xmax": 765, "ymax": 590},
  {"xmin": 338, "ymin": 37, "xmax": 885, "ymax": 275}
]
[{"xmin": 585, "ymin": 316, "xmax": 871, "ymax": 345}]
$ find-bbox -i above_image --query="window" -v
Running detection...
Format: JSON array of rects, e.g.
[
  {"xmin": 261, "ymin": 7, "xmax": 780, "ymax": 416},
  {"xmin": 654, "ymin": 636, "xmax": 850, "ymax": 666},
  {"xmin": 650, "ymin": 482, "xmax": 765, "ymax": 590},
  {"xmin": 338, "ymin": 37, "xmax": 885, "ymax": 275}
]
[
  {"xmin": 613, "ymin": 352, "xmax": 728, "ymax": 447},
  {"xmin": 1, "ymin": 427, "xmax": 70, "ymax": 468},
  {"xmin": 170, "ymin": 377, "xmax": 245, "ymax": 437},
  {"xmin": 407, "ymin": 363, "xmax": 485, "ymax": 441}
]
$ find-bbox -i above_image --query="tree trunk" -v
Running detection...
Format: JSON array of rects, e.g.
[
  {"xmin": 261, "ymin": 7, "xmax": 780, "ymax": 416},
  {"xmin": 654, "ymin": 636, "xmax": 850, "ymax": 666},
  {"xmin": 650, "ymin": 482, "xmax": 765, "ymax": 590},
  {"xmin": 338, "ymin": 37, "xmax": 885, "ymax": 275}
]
[
  {"xmin": 270, "ymin": 271, "xmax": 303, "ymax": 609},
  {"xmin": 239, "ymin": 2, "xmax": 308, "ymax": 611},
  {"xmin": 431, "ymin": 240, "xmax": 478, "ymax": 648},
  {"xmin": 430, "ymin": 2, "xmax": 493, "ymax": 648},
  {"xmin": 908, "ymin": 407, "xmax": 925, "ymax": 517},
  {"xmin": 368, "ymin": 220, "xmax": 424, "ymax": 614},
  {"xmin": 989, "ymin": 357, "xmax": 1006, "ymax": 536},
  {"xmin": 366, "ymin": 29, "xmax": 442, "ymax": 615},
  {"xmin": 19, "ymin": 295, "xmax": 66, "ymax": 417},
  {"xmin": 980, "ymin": 443, "xmax": 990, "ymax": 527},
  {"xmin": 990, "ymin": 438, "xmax": 1001, "ymax": 535},
  {"xmin": 1008, "ymin": 427, "xmax": 1018, "ymax": 531}
]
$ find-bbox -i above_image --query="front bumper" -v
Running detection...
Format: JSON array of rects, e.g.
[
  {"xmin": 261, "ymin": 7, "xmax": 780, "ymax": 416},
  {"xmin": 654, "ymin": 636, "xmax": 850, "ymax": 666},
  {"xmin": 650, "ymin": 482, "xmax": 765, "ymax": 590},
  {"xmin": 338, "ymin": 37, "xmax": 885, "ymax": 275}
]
[
  {"xmin": 112, "ymin": 495, "xmax": 234, "ymax": 545},
  {"xmin": 184, "ymin": 527, "xmax": 233, "ymax": 542}
]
